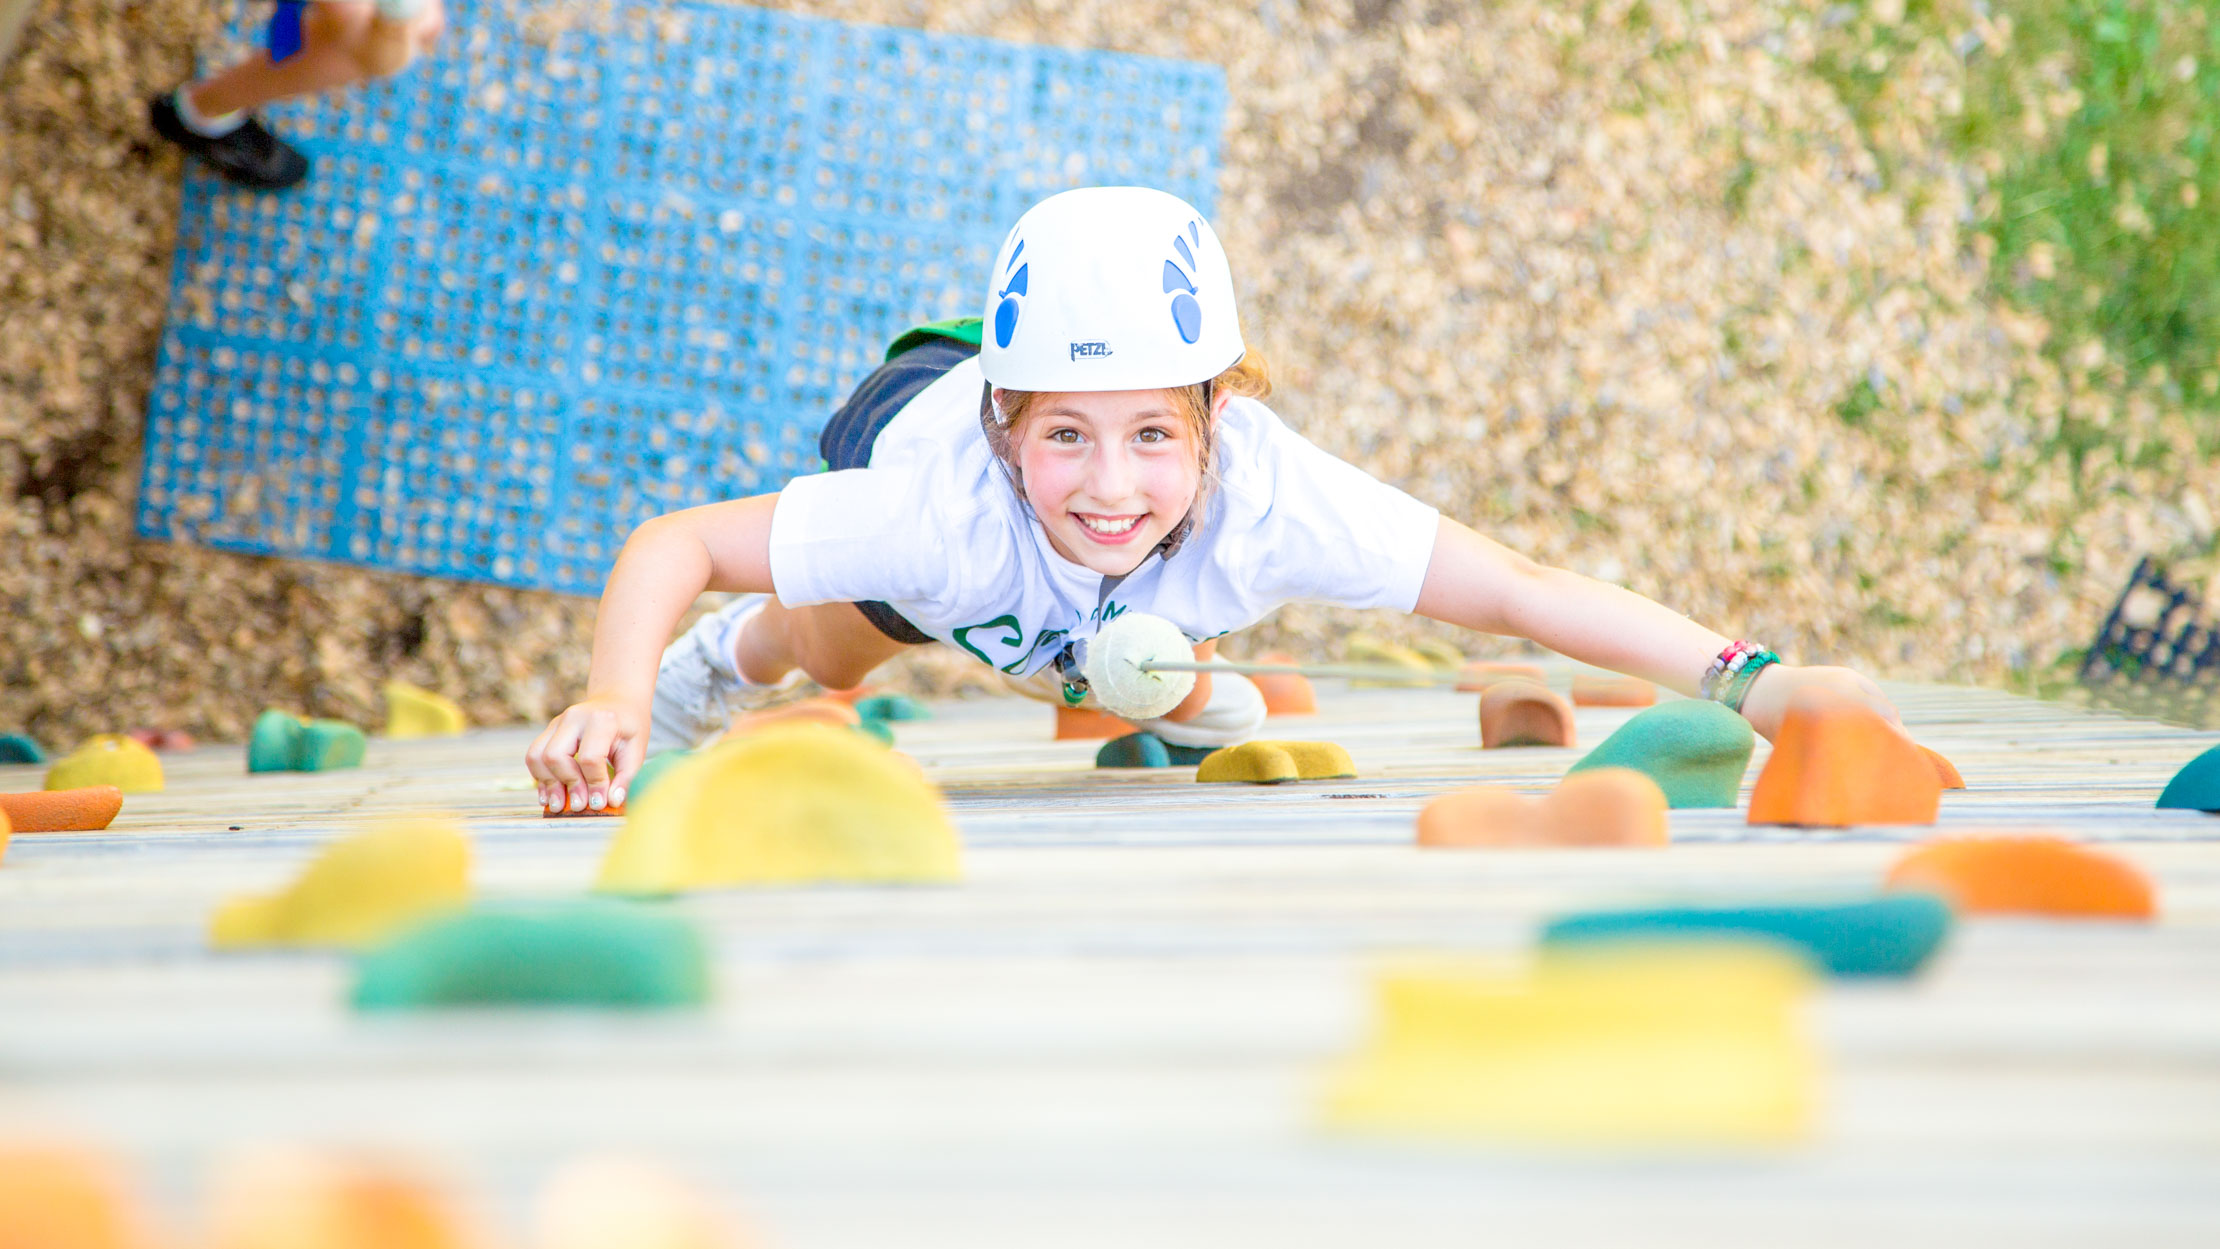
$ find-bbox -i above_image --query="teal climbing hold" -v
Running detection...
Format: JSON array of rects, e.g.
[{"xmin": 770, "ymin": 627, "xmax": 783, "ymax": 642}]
[
  {"xmin": 0, "ymin": 732, "xmax": 44, "ymax": 765},
  {"xmin": 1096, "ymin": 732, "xmax": 1218, "ymax": 768},
  {"xmin": 352, "ymin": 900, "xmax": 709, "ymax": 1010},
  {"xmin": 246, "ymin": 711, "xmax": 296, "ymax": 772},
  {"xmin": 1565, "ymin": 700, "xmax": 1754, "ymax": 808},
  {"xmin": 247, "ymin": 709, "xmax": 367, "ymax": 773},
  {"xmin": 857, "ymin": 717, "xmax": 895, "ymax": 746},
  {"xmin": 854, "ymin": 694, "xmax": 929, "ymax": 723},
  {"xmin": 1097, "ymin": 732, "xmax": 1166, "ymax": 767},
  {"xmin": 626, "ymin": 749, "xmax": 692, "ymax": 806},
  {"xmin": 2156, "ymin": 743, "xmax": 2220, "ymax": 812},
  {"xmin": 1539, "ymin": 893, "xmax": 1953, "ymax": 978}
]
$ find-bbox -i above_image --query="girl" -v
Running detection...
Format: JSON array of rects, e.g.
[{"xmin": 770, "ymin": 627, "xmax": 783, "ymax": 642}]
[{"xmin": 527, "ymin": 186, "xmax": 1899, "ymax": 814}]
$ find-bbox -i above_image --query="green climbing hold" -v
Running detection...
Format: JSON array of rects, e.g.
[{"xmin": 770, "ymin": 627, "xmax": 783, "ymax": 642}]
[
  {"xmin": 1095, "ymin": 732, "xmax": 1218, "ymax": 768},
  {"xmin": 0, "ymin": 733, "xmax": 44, "ymax": 765},
  {"xmin": 854, "ymin": 694, "xmax": 929, "ymax": 723},
  {"xmin": 352, "ymin": 900, "xmax": 709, "ymax": 1010},
  {"xmin": 626, "ymin": 750, "xmax": 692, "ymax": 807},
  {"xmin": 248, "ymin": 710, "xmax": 367, "ymax": 773},
  {"xmin": 857, "ymin": 718, "xmax": 895, "ymax": 745},
  {"xmin": 1540, "ymin": 893, "xmax": 1953, "ymax": 978},
  {"xmin": 1566, "ymin": 700, "xmax": 1753, "ymax": 808},
  {"xmin": 2156, "ymin": 743, "xmax": 2220, "ymax": 812}
]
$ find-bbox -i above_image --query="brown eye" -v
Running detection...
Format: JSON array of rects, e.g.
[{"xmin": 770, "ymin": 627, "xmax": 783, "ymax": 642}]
[{"xmin": 1136, "ymin": 426, "xmax": 1171, "ymax": 444}]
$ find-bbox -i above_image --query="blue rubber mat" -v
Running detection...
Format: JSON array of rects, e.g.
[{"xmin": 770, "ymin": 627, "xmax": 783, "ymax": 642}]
[{"xmin": 139, "ymin": 0, "xmax": 1226, "ymax": 594}]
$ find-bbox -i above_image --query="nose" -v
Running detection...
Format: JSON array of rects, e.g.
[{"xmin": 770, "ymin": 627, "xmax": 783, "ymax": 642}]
[{"xmin": 1084, "ymin": 438, "xmax": 1138, "ymax": 504}]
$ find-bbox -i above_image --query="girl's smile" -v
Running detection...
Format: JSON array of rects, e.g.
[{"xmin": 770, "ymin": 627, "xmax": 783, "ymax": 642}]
[{"xmin": 1073, "ymin": 512, "xmax": 1144, "ymax": 541}]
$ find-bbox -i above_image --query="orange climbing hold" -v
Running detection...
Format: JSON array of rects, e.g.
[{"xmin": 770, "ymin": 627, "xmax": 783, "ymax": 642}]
[
  {"xmin": 206, "ymin": 1149, "xmax": 486, "ymax": 1249},
  {"xmin": 1885, "ymin": 835, "xmax": 2155, "ymax": 919},
  {"xmin": 1418, "ymin": 767, "xmax": 1669, "ymax": 848},
  {"xmin": 1054, "ymin": 705, "xmax": 1135, "ymax": 740},
  {"xmin": 1250, "ymin": 652, "xmax": 1318, "ymax": 716},
  {"xmin": 721, "ymin": 699, "xmax": 858, "ymax": 741},
  {"xmin": 1746, "ymin": 690, "xmax": 1941, "ymax": 827},
  {"xmin": 1478, "ymin": 680, "xmax": 1575, "ymax": 749},
  {"xmin": 126, "ymin": 728, "xmax": 197, "ymax": 752},
  {"xmin": 1454, "ymin": 661, "xmax": 1547, "ymax": 692},
  {"xmin": 0, "ymin": 1144, "xmax": 158, "ymax": 1249},
  {"xmin": 0, "ymin": 786, "xmax": 124, "ymax": 833},
  {"xmin": 543, "ymin": 801, "xmax": 625, "ymax": 819},
  {"xmin": 1571, "ymin": 673, "xmax": 1656, "ymax": 707},
  {"xmin": 1921, "ymin": 745, "xmax": 1965, "ymax": 790}
]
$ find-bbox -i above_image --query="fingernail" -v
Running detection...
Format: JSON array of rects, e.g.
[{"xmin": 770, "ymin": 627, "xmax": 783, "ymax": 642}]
[
  {"xmin": 588, "ymin": 793, "xmax": 604, "ymax": 810},
  {"xmin": 610, "ymin": 787, "xmax": 626, "ymax": 807}
]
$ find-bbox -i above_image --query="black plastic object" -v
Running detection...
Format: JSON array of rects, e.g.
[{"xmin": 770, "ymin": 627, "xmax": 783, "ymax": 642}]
[{"xmin": 2079, "ymin": 557, "xmax": 2220, "ymax": 728}]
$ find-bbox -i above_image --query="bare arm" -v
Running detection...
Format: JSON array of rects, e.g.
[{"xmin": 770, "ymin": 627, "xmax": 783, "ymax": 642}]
[
  {"xmin": 527, "ymin": 493, "xmax": 780, "ymax": 811},
  {"xmin": 1411, "ymin": 516, "xmax": 1898, "ymax": 740}
]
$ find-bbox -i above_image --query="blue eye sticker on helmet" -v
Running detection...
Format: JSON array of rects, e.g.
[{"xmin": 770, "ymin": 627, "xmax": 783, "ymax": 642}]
[
  {"xmin": 994, "ymin": 241, "xmax": 1028, "ymax": 349},
  {"xmin": 1162, "ymin": 224, "xmax": 1203, "ymax": 345}
]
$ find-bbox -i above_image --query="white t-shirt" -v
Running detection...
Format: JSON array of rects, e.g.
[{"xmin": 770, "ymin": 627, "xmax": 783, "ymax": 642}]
[{"xmin": 767, "ymin": 355, "xmax": 1440, "ymax": 677}]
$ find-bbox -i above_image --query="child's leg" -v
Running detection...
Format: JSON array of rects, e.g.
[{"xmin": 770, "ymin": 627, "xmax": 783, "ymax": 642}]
[
  {"xmin": 648, "ymin": 597, "xmax": 916, "ymax": 753},
  {"xmin": 994, "ymin": 666, "xmax": 1269, "ymax": 747},
  {"xmin": 736, "ymin": 601, "xmax": 916, "ymax": 693},
  {"xmin": 1134, "ymin": 673, "xmax": 1265, "ymax": 748},
  {"xmin": 186, "ymin": 0, "xmax": 444, "ymax": 118}
]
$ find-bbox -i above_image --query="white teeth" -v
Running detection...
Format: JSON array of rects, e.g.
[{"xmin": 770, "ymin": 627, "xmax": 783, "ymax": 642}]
[{"xmin": 1079, "ymin": 514, "xmax": 1139, "ymax": 536}]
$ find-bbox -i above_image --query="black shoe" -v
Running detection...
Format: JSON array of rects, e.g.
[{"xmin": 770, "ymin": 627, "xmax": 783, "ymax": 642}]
[{"xmin": 148, "ymin": 92, "xmax": 311, "ymax": 190}]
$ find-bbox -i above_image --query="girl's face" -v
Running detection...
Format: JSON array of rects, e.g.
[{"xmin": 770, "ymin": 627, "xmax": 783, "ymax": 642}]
[{"xmin": 1006, "ymin": 388, "xmax": 1209, "ymax": 576}]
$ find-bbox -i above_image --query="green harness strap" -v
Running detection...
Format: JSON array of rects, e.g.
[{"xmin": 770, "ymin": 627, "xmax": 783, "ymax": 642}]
[{"xmin": 884, "ymin": 317, "xmax": 983, "ymax": 361}]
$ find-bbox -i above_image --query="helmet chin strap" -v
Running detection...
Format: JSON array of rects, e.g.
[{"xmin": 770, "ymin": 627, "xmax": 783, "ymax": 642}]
[{"xmin": 1152, "ymin": 377, "xmax": 1213, "ymax": 559}]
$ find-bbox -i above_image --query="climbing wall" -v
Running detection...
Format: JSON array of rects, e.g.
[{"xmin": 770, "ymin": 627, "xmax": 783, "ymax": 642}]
[{"xmin": 138, "ymin": 0, "xmax": 1226, "ymax": 594}]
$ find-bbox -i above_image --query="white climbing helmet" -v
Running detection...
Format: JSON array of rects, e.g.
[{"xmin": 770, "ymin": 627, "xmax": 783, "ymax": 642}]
[{"xmin": 978, "ymin": 186, "xmax": 1245, "ymax": 392}]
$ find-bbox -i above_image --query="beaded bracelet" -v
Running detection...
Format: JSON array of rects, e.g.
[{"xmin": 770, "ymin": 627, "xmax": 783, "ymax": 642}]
[{"xmin": 1701, "ymin": 640, "xmax": 1780, "ymax": 713}]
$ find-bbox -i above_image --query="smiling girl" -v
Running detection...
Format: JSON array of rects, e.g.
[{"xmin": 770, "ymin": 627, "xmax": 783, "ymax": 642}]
[{"xmin": 527, "ymin": 186, "xmax": 1900, "ymax": 814}]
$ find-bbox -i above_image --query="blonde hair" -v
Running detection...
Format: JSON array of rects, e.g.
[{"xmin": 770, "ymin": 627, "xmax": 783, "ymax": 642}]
[{"xmin": 984, "ymin": 348, "xmax": 1271, "ymax": 512}]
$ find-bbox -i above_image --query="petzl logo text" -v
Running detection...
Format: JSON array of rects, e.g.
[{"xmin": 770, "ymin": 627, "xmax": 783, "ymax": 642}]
[{"xmin": 1069, "ymin": 341, "xmax": 1113, "ymax": 360}]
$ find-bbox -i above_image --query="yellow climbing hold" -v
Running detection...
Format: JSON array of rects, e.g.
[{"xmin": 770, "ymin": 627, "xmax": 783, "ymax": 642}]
[
  {"xmin": 1324, "ymin": 942, "xmax": 1817, "ymax": 1147},
  {"xmin": 1344, "ymin": 633, "xmax": 1437, "ymax": 685},
  {"xmin": 1407, "ymin": 637, "xmax": 1466, "ymax": 669},
  {"xmin": 45, "ymin": 735, "xmax": 164, "ymax": 794},
  {"xmin": 595, "ymin": 723, "xmax": 961, "ymax": 893},
  {"xmin": 1195, "ymin": 740, "xmax": 1357, "ymax": 784},
  {"xmin": 384, "ymin": 681, "xmax": 467, "ymax": 739},
  {"xmin": 210, "ymin": 818, "xmax": 471, "ymax": 950}
]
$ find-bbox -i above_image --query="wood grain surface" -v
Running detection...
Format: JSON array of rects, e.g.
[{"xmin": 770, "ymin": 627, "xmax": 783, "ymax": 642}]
[{"xmin": 2, "ymin": 669, "xmax": 2215, "ymax": 1247}]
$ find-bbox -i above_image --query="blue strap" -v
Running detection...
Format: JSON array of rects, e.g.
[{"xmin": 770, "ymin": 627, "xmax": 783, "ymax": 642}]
[{"xmin": 267, "ymin": 0, "xmax": 306, "ymax": 63}]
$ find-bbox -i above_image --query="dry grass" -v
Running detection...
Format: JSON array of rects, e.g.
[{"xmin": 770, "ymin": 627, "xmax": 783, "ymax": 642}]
[{"xmin": 3, "ymin": 0, "xmax": 2213, "ymax": 745}]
